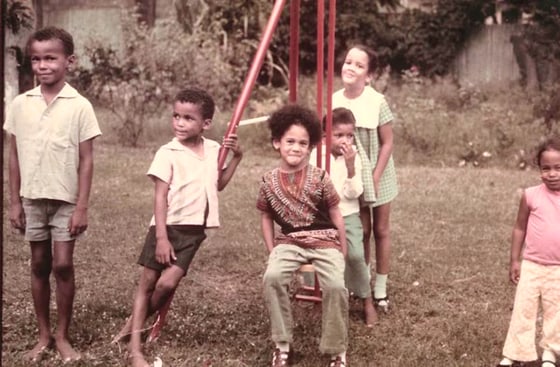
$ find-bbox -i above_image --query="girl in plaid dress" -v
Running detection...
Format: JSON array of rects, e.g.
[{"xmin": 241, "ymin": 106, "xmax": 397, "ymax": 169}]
[{"xmin": 332, "ymin": 45, "xmax": 398, "ymax": 312}]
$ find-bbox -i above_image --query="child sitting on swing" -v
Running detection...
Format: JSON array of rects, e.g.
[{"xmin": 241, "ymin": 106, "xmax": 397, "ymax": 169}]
[{"xmin": 258, "ymin": 104, "xmax": 349, "ymax": 367}]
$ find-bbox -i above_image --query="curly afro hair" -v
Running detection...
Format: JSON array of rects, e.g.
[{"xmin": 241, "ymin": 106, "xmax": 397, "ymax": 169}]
[{"xmin": 267, "ymin": 104, "xmax": 322, "ymax": 147}]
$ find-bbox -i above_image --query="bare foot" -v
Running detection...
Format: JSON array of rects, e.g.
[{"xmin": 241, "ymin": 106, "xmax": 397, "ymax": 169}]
[
  {"xmin": 55, "ymin": 337, "xmax": 81, "ymax": 363},
  {"xmin": 112, "ymin": 316, "xmax": 133, "ymax": 344},
  {"xmin": 364, "ymin": 297, "xmax": 378, "ymax": 327},
  {"xmin": 129, "ymin": 351, "xmax": 150, "ymax": 367},
  {"xmin": 23, "ymin": 337, "xmax": 53, "ymax": 362}
]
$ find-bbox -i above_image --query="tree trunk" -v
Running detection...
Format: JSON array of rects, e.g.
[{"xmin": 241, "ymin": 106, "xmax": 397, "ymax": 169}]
[
  {"xmin": 510, "ymin": 33, "xmax": 539, "ymax": 89},
  {"xmin": 136, "ymin": 0, "xmax": 156, "ymax": 27}
]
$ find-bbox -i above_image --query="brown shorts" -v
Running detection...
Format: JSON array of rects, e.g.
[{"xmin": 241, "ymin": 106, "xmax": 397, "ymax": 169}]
[{"xmin": 137, "ymin": 225, "xmax": 206, "ymax": 274}]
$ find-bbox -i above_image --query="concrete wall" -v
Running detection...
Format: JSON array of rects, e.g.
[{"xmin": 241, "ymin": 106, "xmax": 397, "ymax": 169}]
[
  {"xmin": 452, "ymin": 25, "xmax": 521, "ymax": 86},
  {"xmin": 42, "ymin": 1, "xmax": 138, "ymax": 68},
  {"xmin": 43, "ymin": 7, "xmax": 125, "ymax": 68}
]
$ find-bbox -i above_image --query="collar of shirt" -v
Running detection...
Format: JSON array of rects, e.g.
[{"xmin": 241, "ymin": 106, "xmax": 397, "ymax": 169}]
[
  {"xmin": 25, "ymin": 83, "xmax": 80, "ymax": 99},
  {"xmin": 165, "ymin": 137, "xmax": 208, "ymax": 152}
]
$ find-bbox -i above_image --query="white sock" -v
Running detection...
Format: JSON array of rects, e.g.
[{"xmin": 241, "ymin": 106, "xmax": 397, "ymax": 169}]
[
  {"xmin": 374, "ymin": 273, "xmax": 388, "ymax": 299},
  {"xmin": 543, "ymin": 350, "xmax": 556, "ymax": 362},
  {"xmin": 275, "ymin": 342, "xmax": 289, "ymax": 353},
  {"xmin": 498, "ymin": 357, "xmax": 514, "ymax": 366}
]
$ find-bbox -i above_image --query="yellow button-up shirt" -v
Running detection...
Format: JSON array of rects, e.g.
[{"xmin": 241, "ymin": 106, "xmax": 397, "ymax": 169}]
[
  {"xmin": 147, "ymin": 137, "xmax": 221, "ymax": 228},
  {"xmin": 4, "ymin": 83, "xmax": 101, "ymax": 203}
]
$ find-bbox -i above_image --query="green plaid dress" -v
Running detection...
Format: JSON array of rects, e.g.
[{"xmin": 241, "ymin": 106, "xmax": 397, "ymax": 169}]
[{"xmin": 332, "ymin": 86, "xmax": 398, "ymax": 207}]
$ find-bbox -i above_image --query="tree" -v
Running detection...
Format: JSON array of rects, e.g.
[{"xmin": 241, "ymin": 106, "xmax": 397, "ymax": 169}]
[
  {"xmin": 4, "ymin": 0, "xmax": 34, "ymax": 33},
  {"xmin": 4, "ymin": 0, "xmax": 35, "ymax": 95},
  {"xmin": 521, "ymin": 0, "xmax": 560, "ymax": 87},
  {"xmin": 78, "ymin": 7, "xmax": 249, "ymax": 146}
]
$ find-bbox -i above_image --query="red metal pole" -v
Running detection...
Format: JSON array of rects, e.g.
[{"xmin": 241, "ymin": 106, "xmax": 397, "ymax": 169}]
[
  {"xmin": 325, "ymin": 0, "xmax": 336, "ymax": 174},
  {"xmin": 218, "ymin": 0, "xmax": 287, "ymax": 170},
  {"xmin": 289, "ymin": 0, "xmax": 300, "ymax": 103},
  {"xmin": 316, "ymin": 0, "xmax": 325, "ymax": 169}
]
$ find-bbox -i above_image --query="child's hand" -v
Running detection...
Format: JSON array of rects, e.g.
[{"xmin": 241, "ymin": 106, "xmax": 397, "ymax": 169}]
[
  {"xmin": 68, "ymin": 206, "xmax": 88, "ymax": 236},
  {"xmin": 8, "ymin": 202, "xmax": 26, "ymax": 233},
  {"xmin": 223, "ymin": 134, "xmax": 243, "ymax": 158},
  {"xmin": 509, "ymin": 260, "xmax": 521, "ymax": 284},
  {"xmin": 372, "ymin": 172, "xmax": 381, "ymax": 197},
  {"xmin": 155, "ymin": 238, "xmax": 177, "ymax": 266},
  {"xmin": 341, "ymin": 143, "xmax": 356, "ymax": 170}
]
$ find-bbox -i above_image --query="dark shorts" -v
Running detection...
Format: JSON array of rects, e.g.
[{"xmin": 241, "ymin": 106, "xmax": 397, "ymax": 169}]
[{"xmin": 137, "ymin": 225, "xmax": 206, "ymax": 274}]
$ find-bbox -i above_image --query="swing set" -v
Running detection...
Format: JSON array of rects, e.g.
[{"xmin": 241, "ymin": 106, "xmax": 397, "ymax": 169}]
[{"xmin": 147, "ymin": 0, "xmax": 339, "ymax": 343}]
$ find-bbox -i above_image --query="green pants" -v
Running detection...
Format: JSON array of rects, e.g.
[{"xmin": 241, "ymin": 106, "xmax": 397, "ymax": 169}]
[
  {"xmin": 344, "ymin": 213, "xmax": 372, "ymax": 298},
  {"xmin": 263, "ymin": 244, "xmax": 348, "ymax": 354}
]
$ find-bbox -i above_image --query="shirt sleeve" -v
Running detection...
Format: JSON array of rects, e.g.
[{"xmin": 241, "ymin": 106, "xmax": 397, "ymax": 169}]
[
  {"xmin": 378, "ymin": 97, "xmax": 394, "ymax": 125},
  {"xmin": 256, "ymin": 176, "xmax": 270, "ymax": 212},
  {"xmin": 3, "ymin": 95, "xmax": 21, "ymax": 135},
  {"xmin": 147, "ymin": 148, "xmax": 172, "ymax": 184},
  {"xmin": 78, "ymin": 99, "xmax": 102, "ymax": 142},
  {"xmin": 341, "ymin": 153, "xmax": 363, "ymax": 199}
]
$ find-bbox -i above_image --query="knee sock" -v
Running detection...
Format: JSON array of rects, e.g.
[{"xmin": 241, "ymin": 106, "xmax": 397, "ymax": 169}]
[
  {"xmin": 498, "ymin": 357, "xmax": 514, "ymax": 366},
  {"xmin": 543, "ymin": 349, "xmax": 556, "ymax": 362},
  {"xmin": 373, "ymin": 273, "xmax": 388, "ymax": 299},
  {"xmin": 275, "ymin": 342, "xmax": 290, "ymax": 353}
]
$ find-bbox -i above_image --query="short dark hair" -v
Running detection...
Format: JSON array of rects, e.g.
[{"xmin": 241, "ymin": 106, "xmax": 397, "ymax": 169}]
[
  {"xmin": 174, "ymin": 87, "xmax": 215, "ymax": 120},
  {"xmin": 348, "ymin": 44, "xmax": 378, "ymax": 74},
  {"xmin": 535, "ymin": 135, "xmax": 560, "ymax": 167},
  {"xmin": 268, "ymin": 104, "xmax": 322, "ymax": 147},
  {"xmin": 26, "ymin": 26, "xmax": 74, "ymax": 56},
  {"xmin": 322, "ymin": 107, "xmax": 356, "ymax": 132}
]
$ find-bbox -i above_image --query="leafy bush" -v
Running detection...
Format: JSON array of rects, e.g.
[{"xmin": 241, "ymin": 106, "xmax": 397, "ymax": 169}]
[
  {"xmin": 269, "ymin": 0, "xmax": 491, "ymax": 79},
  {"xmin": 531, "ymin": 83, "xmax": 560, "ymax": 135},
  {"xmin": 390, "ymin": 73, "xmax": 548, "ymax": 168},
  {"xmin": 74, "ymin": 9, "xmax": 250, "ymax": 146}
]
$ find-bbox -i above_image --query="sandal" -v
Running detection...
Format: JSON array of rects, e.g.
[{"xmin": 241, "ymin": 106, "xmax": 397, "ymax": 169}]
[
  {"xmin": 271, "ymin": 348, "xmax": 290, "ymax": 367},
  {"xmin": 329, "ymin": 356, "xmax": 346, "ymax": 367},
  {"xmin": 374, "ymin": 296, "xmax": 390, "ymax": 313}
]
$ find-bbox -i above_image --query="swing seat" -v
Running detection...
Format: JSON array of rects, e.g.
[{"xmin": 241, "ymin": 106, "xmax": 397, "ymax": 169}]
[{"xmin": 293, "ymin": 263, "xmax": 322, "ymax": 303}]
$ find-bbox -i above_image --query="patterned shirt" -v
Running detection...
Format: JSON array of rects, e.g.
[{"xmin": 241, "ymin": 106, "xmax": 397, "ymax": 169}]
[{"xmin": 256, "ymin": 164, "xmax": 342, "ymax": 249}]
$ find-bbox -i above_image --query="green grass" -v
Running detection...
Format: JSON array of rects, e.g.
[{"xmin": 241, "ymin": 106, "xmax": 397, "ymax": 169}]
[{"xmin": 2, "ymin": 140, "xmax": 546, "ymax": 366}]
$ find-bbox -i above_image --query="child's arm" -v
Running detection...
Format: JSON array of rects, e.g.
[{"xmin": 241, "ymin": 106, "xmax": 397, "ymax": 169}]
[
  {"xmin": 218, "ymin": 134, "xmax": 243, "ymax": 191},
  {"xmin": 510, "ymin": 192, "xmax": 529, "ymax": 284},
  {"xmin": 329, "ymin": 206, "xmax": 348, "ymax": 258},
  {"xmin": 372, "ymin": 123, "xmax": 393, "ymax": 194},
  {"xmin": 7, "ymin": 135, "xmax": 25, "ymax": 231},
  {"xmin": 261, "ymin": 211, "xmax": 275, "ymax": 253},
  {"xmin": 152, "ymin": 177, "xmax": 177, "ymax": 265},
  {"xmin": 68, "ymin": 139, "xmax": 95, "ymax": 236}
]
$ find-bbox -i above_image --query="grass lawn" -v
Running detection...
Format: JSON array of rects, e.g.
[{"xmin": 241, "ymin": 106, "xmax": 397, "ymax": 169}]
[{"xmin": 2, "ymin": 142, "xmax": 545, "ymax": 367}]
